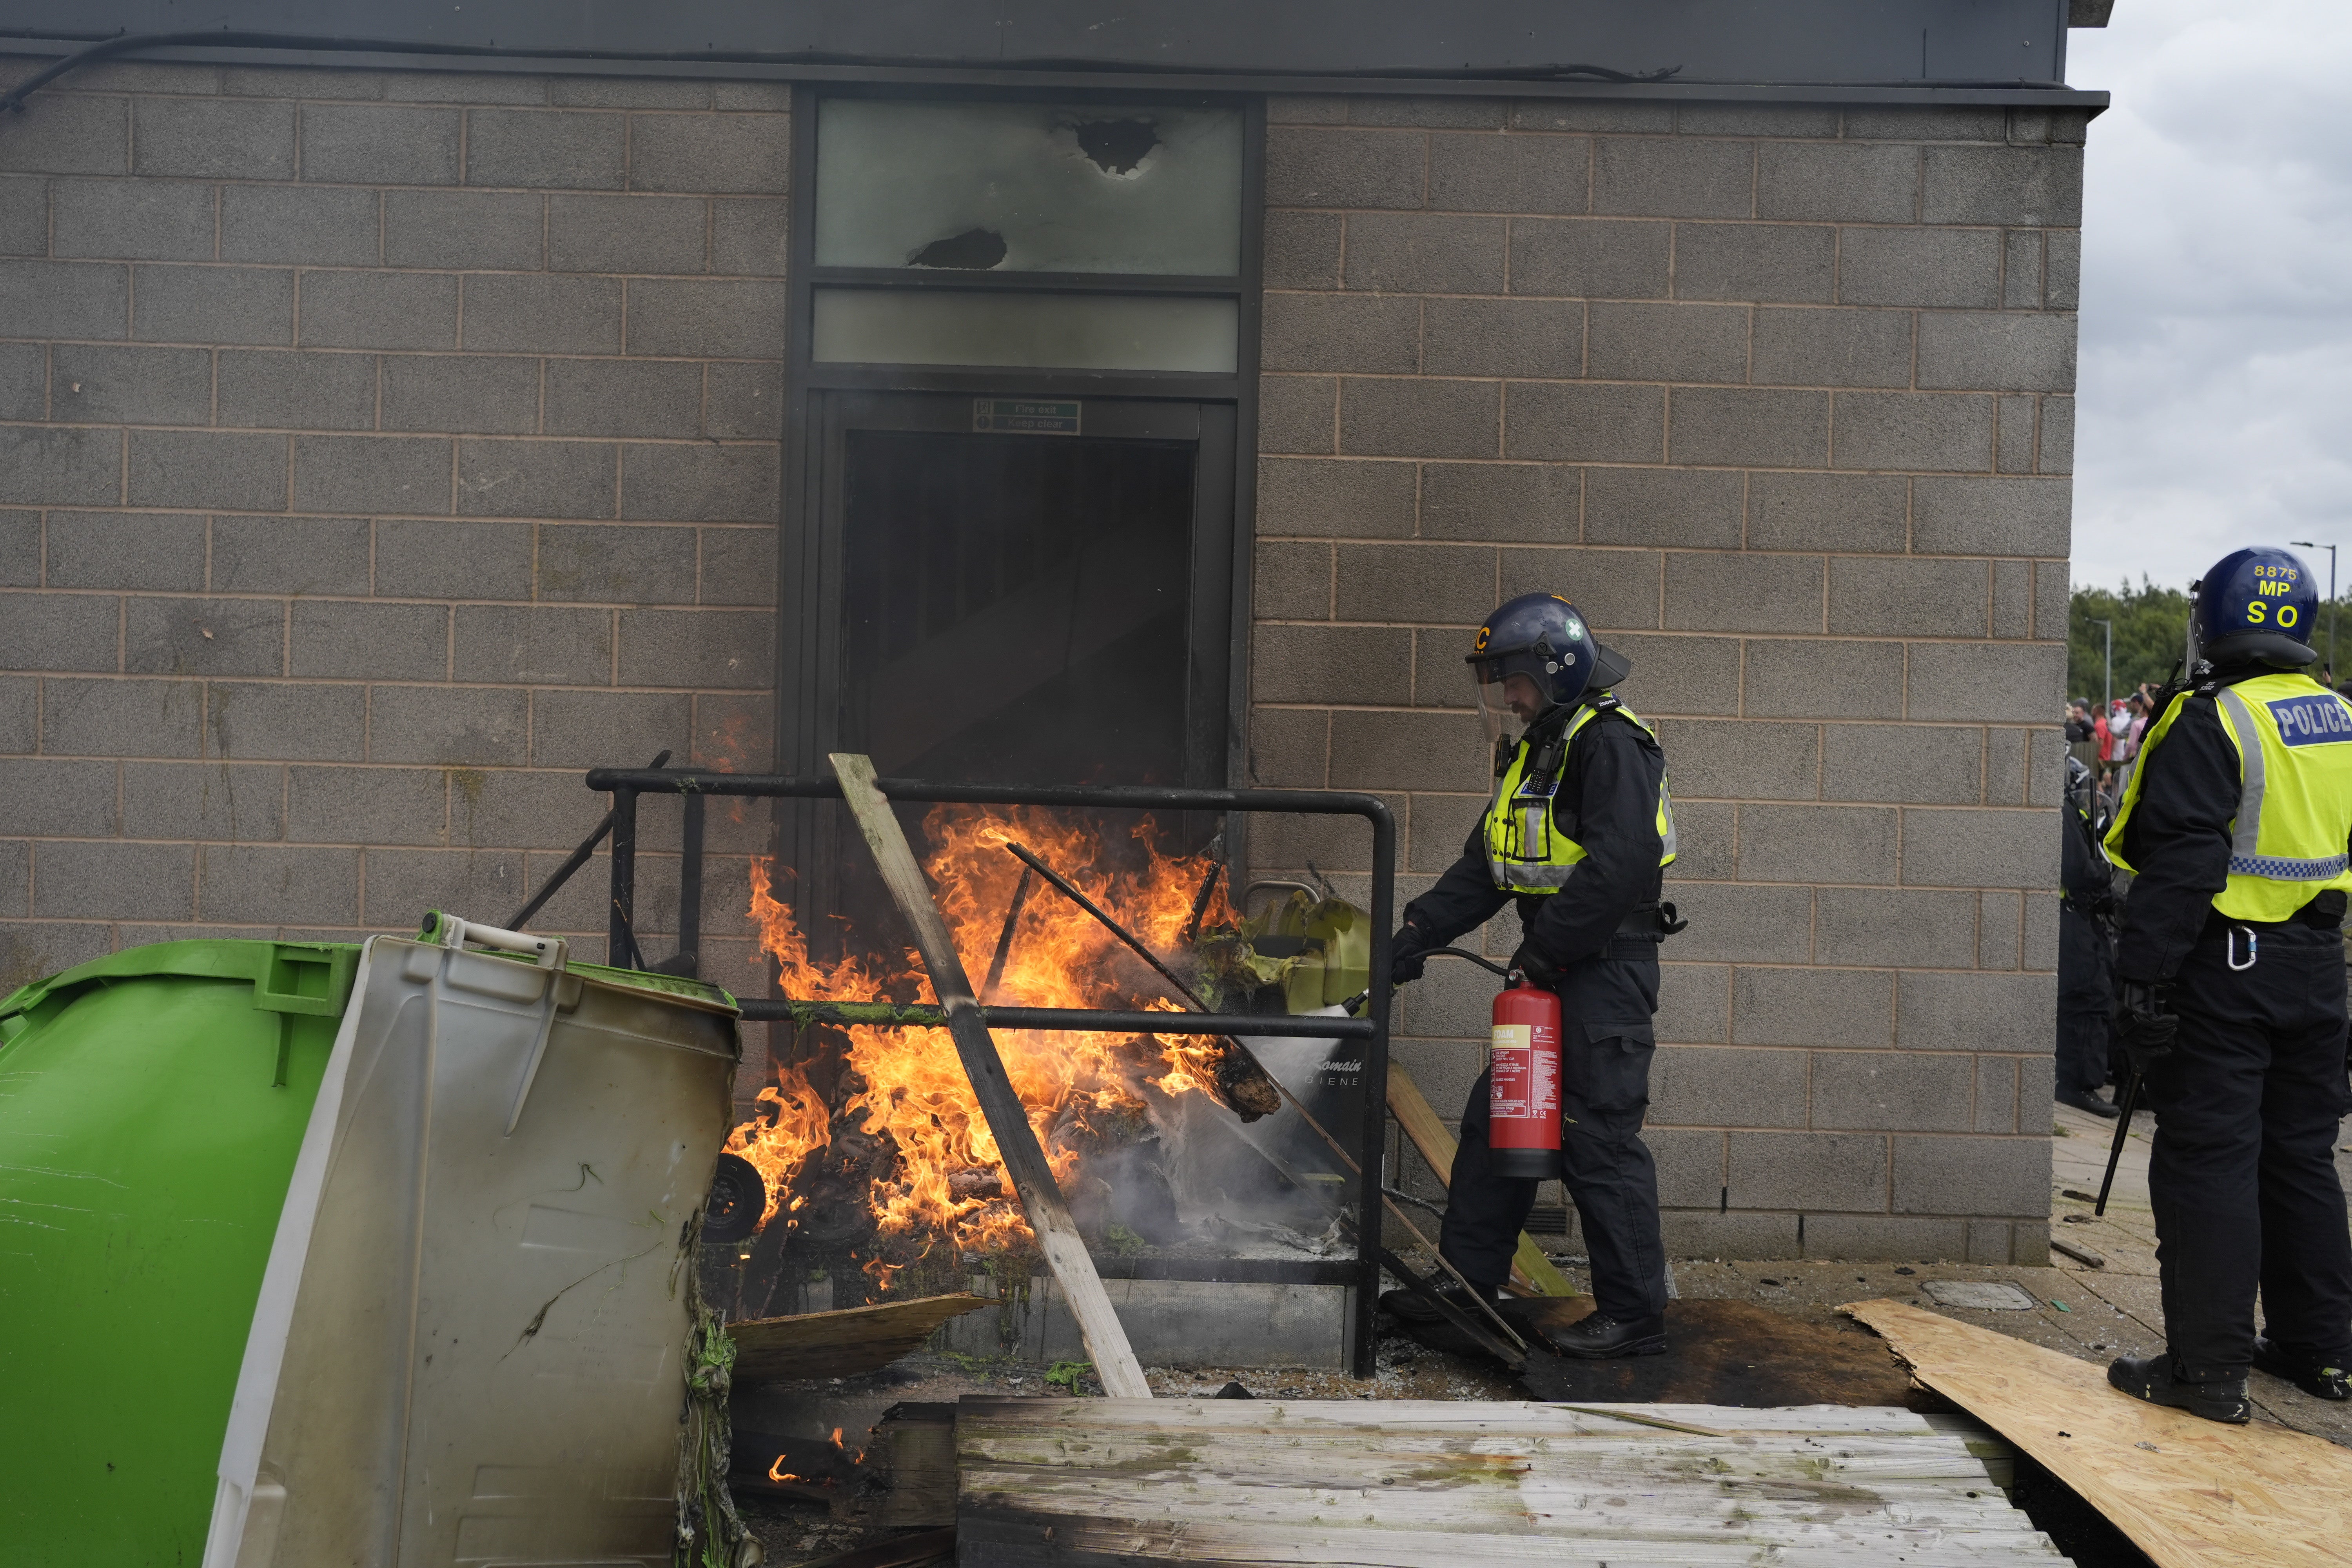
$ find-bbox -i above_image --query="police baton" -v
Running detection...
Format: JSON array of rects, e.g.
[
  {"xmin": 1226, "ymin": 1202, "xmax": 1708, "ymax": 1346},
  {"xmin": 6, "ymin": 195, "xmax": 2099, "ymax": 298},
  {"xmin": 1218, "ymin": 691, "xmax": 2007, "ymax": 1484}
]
[{"xmin": 2094, "ymin": 1065, "xmax": 2140, "ymax": 1217}]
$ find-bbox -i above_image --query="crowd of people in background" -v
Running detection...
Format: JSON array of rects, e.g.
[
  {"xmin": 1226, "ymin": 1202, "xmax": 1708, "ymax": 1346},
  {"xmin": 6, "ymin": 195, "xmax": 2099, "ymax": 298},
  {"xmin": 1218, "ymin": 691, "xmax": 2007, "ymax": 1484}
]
[{"xmin": 2066, "ymin": 687, "xmax": 2158, "ymax": 815}]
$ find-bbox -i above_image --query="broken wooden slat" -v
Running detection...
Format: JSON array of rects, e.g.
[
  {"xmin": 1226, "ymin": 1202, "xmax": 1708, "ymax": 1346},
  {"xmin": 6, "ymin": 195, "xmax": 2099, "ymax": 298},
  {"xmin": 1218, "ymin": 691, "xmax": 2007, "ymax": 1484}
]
[
  {"xmin": 2050, "ymin": 1232, "xmax": 2107, "ymax": 1267},
  {"xmin": 1845, "ymin": 1296, "xmax": 2352, "ymax": 1568},
  {"xmin": 1386, "ymin": 1063, "xmax": 1576, "ymax": 1298},
  {"xmin": 953, "ymin": 1396, "xmax": 2060, "ymax": 1566},
  {"xmin": 828, "ymin": 753, "xmax": 1151, "ymax": 1399},
  {"xmin": 728, "ymin": 1293, "xmax": 996, "ymax": 1385}
]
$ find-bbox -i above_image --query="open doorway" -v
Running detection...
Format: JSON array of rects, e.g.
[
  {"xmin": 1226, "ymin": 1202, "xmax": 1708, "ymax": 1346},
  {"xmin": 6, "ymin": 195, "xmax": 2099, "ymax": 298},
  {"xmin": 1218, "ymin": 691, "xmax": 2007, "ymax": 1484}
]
[
  {"xmin": 778, "ymin": 388, "xmax": 1238, "ymax": 952},
  {"xmin": 840, "ymin": 419, "xmax": 1195, "ymax": 788}
]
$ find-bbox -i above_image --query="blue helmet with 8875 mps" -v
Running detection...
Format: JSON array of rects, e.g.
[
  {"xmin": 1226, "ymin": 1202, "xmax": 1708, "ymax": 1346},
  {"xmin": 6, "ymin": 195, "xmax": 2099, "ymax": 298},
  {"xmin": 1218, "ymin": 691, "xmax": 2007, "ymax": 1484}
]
[{"xmin": 2191, "ymin": 546, "xmax": 2320, "ymax": 671}]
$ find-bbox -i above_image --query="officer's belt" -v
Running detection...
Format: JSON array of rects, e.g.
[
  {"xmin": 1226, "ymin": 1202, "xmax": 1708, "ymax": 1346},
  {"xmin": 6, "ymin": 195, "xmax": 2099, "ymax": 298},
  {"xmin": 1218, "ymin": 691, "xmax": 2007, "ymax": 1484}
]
[
  {"xmin": 1613, "ymin": 901, "xmax": 1683, "ymax": 941},
  {"xmin": 2198, "ymin": 900, "xmax": 2346, "ymax": 938}
]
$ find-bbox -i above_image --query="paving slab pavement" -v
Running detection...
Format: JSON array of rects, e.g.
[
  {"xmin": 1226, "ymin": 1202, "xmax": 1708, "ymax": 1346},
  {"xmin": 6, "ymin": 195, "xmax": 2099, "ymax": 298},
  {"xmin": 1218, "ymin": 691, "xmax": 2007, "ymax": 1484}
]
[{"xmin": 2042, "ymin": 1096, "xmax": 2352, "ymax": 1446}]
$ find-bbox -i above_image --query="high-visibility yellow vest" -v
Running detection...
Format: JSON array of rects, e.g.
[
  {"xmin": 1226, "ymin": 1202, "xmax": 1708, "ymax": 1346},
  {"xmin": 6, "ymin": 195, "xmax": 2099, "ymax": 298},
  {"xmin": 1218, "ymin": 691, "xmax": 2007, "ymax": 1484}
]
[
  {"xmin": 1484, "ymin": 701, "xmax": 1678, "ymax": 894},
  {"xmin": 2105, "ymin": 671, "xmax": 2352, "ymax": 922}
]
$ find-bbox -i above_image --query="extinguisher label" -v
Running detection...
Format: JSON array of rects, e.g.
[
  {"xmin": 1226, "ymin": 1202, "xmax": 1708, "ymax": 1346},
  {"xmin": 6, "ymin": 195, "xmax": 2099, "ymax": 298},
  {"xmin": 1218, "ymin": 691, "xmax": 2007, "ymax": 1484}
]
[{"xmin": 1491, "ymin": 1022, "xmax": 1534, "ymax": 1117}]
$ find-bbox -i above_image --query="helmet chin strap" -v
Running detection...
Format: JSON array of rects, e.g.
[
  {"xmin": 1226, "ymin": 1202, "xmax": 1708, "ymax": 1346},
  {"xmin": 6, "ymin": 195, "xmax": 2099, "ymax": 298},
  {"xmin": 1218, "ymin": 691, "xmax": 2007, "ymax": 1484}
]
[{"xmin": 1526, "ymin": 699, "xmax": 1573, "ymax": 735}]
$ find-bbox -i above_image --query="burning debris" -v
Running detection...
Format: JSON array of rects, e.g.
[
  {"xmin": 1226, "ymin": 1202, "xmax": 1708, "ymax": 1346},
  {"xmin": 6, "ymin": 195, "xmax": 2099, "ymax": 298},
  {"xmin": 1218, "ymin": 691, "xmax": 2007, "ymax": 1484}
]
[{"xmin": 716, "ymin": 805, "xmax": 1369, "ymax": 1316}]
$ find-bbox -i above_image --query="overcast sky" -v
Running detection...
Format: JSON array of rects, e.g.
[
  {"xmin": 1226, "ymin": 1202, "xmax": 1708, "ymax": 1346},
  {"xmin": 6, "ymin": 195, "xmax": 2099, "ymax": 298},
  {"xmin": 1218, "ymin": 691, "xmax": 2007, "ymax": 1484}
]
[{"xmin": 2067, "ymin": 2, "xmax": 2352, "ymax": 599}]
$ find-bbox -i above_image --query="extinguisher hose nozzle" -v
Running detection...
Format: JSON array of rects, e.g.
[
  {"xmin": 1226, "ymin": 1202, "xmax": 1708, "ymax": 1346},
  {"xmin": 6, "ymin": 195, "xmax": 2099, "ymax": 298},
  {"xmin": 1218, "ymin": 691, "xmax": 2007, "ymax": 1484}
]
[
  {"xmin": 1431, "ymin": 946, "xmax": 1514, "ymax": 980},
  {"xmin": 1344, "ymin": 946, "xmax": 1518, "ymax": 1014}
]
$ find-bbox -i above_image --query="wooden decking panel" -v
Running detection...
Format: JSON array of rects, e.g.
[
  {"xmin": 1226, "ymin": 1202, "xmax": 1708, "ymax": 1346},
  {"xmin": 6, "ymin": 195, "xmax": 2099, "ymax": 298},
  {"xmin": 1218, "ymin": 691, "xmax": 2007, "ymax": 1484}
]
[{"xmin": 953, "ymin": 1396, "xmax": 2063, "ymax": 1565}]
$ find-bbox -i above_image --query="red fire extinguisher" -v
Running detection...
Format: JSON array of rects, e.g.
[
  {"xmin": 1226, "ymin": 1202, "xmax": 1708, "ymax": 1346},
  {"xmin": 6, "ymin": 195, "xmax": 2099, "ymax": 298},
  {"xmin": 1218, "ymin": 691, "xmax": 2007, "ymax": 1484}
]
[
  {"xmin": 1351, "ymin": 946, "xmax": 1563, "ymax": 1177},
  {"xmin": 1487, "ymin": 971, "xmax": 1562, "ymax": 1178}
]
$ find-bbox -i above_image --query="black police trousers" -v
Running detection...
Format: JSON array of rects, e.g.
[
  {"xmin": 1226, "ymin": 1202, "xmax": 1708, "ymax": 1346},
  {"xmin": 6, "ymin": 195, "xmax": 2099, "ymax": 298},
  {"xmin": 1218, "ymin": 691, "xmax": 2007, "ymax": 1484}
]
[
  {"xmin": 1438, "ymin": 938, "xmax": 1669, "ymax": 1321},
  {"xmin": 2143, "ymin": 918, "xmax": 2352, "ymax": 1376},
  {"xmin": 2057, "ymin": 903, "xmax": 2114, "ymax": 1095}
]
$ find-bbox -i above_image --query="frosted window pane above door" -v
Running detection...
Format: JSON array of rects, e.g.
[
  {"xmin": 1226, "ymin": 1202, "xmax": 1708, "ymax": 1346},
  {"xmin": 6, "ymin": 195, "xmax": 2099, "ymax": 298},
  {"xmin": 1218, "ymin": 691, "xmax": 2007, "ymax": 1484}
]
[
  {"xmin": 812, "ymin": 289, "xmax": 1238, "ymax": 372},
  {"xmin": 815, "ymin": 98, "xmax": 1244, "ymax": 276}
]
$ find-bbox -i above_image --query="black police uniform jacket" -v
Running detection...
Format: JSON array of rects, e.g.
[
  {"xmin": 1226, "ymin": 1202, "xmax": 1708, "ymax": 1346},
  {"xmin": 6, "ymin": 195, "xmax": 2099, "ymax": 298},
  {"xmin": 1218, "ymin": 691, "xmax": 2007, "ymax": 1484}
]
[{"xmin": 1401, "ymin": 700, "xmax": 1668, "ymax": 964}]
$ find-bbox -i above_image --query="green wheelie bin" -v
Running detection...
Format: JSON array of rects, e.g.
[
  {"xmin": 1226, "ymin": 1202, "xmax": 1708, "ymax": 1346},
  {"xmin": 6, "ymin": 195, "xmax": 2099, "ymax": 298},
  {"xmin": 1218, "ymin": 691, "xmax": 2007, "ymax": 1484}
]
[{"xmin": 0, "ymin": 940, "xmax": 359, "ymax": 1567}]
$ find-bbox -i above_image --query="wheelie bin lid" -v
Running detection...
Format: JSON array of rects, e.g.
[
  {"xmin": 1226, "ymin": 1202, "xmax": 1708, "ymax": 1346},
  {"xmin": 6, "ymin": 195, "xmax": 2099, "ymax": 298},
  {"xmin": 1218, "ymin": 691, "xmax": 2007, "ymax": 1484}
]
[
  {"xmin": 0, "ymin": 940, "xmax": 362, "ymax": 1038},
  {"xmin": 0, "ymin": 934, "xmax": 741, "ymax": 1036}
]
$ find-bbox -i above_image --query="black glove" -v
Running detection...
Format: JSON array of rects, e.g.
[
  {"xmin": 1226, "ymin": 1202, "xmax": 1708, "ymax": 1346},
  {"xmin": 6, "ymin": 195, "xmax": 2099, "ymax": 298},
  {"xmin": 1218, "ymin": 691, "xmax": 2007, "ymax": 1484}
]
[
  {"xmin": 2112, "ymin": 980, "xmax": 2178, "ymax": 1073},
  {"xmin": 1508, "ymin": 941, "xmax": 1562, "ymax": 991},
  {"xmin": 1390, "ymin": 920, "xmax": 1436, "ymax": 985}
]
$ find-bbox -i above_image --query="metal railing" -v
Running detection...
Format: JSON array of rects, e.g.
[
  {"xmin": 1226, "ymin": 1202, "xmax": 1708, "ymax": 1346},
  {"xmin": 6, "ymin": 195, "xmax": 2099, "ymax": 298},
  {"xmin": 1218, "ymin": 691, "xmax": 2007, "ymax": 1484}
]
[{"xmin": 566, "ymin": 765, "xmax": 1397, "ymax": 1377}]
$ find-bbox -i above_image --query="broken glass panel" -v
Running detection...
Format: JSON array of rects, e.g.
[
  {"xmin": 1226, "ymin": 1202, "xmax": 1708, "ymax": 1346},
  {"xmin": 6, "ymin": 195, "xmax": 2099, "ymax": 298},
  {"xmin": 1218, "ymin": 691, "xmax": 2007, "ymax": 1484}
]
[
  {"xmin": 812, "ymin": 288, "xmax": 1237, "ymax": 373},
  {"xmin": 815, "ymin": 98, "xmax": 1243, "ymax": 276}
]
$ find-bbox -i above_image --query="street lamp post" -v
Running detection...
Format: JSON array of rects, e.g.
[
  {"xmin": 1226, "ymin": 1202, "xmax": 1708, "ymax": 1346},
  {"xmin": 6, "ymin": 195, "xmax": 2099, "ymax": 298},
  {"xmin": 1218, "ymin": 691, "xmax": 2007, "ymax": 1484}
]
[
  {"xmin": 2091, "ymin": 617, "xmax": 2112, "ymax": 718},
  {"xmin": 2292, "ymin": 541, "xmax": 2337, "ymax": 684}
]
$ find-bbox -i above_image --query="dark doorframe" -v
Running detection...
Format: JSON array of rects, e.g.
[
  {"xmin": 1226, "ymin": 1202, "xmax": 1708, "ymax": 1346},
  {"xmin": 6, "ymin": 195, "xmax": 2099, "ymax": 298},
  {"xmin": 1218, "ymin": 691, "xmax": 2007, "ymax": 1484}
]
[
  {"xmin": 778, "ymin": 391, "xmax": 1236, "ymax": 945},
  {"xmin": 768, "ymin": 87, "xmax": 1264, "ymax": 935}
]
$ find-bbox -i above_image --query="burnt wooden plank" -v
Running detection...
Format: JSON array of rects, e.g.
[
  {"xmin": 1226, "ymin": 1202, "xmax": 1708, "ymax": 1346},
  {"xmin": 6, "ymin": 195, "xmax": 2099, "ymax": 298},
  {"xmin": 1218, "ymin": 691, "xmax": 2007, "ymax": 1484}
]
[
  {"xmin": 730, "ymin": 1293, "xmax": 996, "ymax": 1384},
  {"xmin": 829, "ymin": 752, "xmax": 1151, "ymax": 1399}
]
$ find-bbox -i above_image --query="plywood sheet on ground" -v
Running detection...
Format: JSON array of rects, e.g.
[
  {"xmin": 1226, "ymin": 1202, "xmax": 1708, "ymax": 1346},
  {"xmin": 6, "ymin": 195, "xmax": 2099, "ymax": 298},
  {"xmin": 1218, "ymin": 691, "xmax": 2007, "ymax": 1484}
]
[
  {"xmin": 733, "ymin": 1293, "xmax": 996, "ymax": 1384},
  {"xmin": 1845, "ymin": 1297, "xmax": 2352, "ymax": 1568},
  {"xmin": 954, "ymin": 1396, "xmax": 2060, "ymax": 1565}
]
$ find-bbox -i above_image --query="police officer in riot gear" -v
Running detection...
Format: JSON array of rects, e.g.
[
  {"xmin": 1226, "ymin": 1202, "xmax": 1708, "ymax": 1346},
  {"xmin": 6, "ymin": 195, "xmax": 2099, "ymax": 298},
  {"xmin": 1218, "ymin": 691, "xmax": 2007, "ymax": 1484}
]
[
  {"xmin": 2104, "ymin": 546, "xmax": 2352, "ymax": 1421},
  {"xmin": 1384, "ymin": 593, "xmax": 1680, "ymax": 1358},
  {"xmin": 2057, "ymin": 757, "xmax": 2120, "ymax": 1118}
]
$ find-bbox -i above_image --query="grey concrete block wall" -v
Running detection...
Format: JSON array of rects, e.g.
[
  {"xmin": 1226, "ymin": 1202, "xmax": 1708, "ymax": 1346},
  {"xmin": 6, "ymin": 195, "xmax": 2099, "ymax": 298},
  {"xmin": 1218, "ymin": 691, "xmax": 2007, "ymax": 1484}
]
[
  {"xmin": 1253, "ymin": 96, "xmax": 2082, "ymax": 1265},
  {"xmin": 0, "ymin": 58, "xmax": 780, "ymax": 1009}
]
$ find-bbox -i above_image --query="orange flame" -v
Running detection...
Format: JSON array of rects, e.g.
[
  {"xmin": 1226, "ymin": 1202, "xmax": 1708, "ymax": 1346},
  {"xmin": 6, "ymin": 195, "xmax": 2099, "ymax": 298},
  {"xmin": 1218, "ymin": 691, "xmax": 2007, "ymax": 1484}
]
[{"xmin": 724, "ymin": 805, "xmax": 1233, "ymax": 1258}]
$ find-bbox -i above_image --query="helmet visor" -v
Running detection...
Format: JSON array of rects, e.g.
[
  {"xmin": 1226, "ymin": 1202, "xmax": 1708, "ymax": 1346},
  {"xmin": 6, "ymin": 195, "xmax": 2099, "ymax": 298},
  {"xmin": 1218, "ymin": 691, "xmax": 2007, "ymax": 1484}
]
[
  {"xmin": 1471, "ymin": 655, "xmax": 1548, "ymax": 750},
  {"xmin": 1475, "ymin": 667, "xmax": 1510, "ymax": 750}
]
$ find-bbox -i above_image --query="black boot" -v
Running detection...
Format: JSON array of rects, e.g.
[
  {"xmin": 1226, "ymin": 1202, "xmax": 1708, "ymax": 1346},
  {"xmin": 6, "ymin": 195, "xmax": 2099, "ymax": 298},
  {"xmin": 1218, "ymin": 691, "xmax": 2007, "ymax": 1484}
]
[
  {"xmin": 1545, "ymin": 1310, "xmax": 1667, "ymax": 1359},
  {"xmin": 1380, "ymin": 1279, "xmax": 1504, "ymax": 1326},
  {"xmin": 2252, "ymin": 1336, "xmax": 2352, "ymax": 1401},
  {"xmin": 2058, "ymin": 1087, "xmax": 2120, "ymax": 1119},
  {"xmin": 2106, "ymin": 1354, "xmax": 2251, "ymax": 1424}
]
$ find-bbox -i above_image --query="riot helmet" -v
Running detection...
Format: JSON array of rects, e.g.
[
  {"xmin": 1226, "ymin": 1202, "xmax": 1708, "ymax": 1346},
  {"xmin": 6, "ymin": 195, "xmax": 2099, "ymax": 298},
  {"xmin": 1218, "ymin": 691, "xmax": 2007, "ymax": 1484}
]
[
  {"xmin": 2188, "ymin": 546, "xmax": 2320, "ymax": 671},
  {"xmin": 2065, "ymin": 753, "xmax": 2096, "ymax": 811},
  {"xmin": 1465, "ymin": 592, "xmax": 1630, "ymax": 748}
]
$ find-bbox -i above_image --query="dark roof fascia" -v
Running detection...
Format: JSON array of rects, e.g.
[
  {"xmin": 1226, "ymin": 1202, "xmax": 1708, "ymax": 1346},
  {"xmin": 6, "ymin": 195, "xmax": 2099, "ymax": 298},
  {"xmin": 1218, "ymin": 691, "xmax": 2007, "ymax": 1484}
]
[{"xmin": 0, "ymin": 37, "xmax": 2111, "ymax": 111}]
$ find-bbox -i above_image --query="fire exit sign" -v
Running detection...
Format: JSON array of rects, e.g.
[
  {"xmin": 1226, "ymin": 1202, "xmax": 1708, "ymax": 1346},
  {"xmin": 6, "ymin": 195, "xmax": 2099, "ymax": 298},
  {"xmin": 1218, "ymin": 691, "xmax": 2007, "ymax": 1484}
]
[{"xmin": 973, "ymin": 399, "xmax": 1082, "ymax": 435}]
